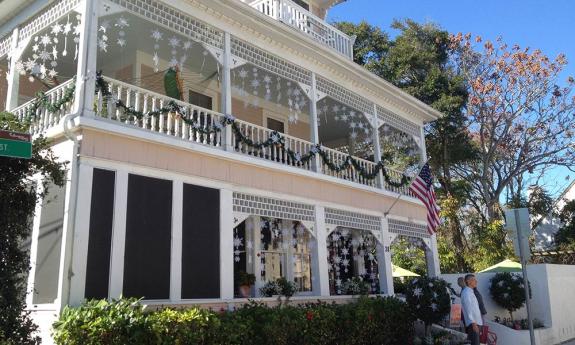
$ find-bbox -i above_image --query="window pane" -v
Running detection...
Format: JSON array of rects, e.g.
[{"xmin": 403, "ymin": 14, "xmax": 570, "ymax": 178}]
[{"xmin": 123, "ymin": 174, "xmax": 172, "ymax": 300}]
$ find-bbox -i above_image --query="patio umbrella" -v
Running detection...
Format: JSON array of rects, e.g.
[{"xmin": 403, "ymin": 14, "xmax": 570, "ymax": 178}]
[
  {"xmin": 478, "ymin": 259, "xmax": 522, "ymax": 273},
  {"xmin": 392, "ymin": 264, "xmax": 420, "ymax": 277}
]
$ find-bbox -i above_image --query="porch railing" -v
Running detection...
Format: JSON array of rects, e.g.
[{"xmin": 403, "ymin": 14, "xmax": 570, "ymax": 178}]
[
  {"xmin": 91, "ymin": 76, "xmax": 411, "ymax": 195},
  {"xmin": 248, "ymin": 0, "xmax": 354, "ymax": 59},
  {"xmin": 95, "ymin": 77, "xmax": 223, "ymax": 148},
  {"xmin": 12, "ymin": 78, "xmax": 76, "ymax": 135}
]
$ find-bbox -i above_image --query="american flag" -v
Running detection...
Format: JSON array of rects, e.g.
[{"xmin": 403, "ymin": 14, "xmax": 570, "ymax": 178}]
[{"xmin": 409, "ymin": 163, "xmax": 440, "ymax": 234}]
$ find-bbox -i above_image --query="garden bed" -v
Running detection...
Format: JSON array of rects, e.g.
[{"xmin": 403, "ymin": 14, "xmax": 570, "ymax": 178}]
[{"xmin": 52, "ymin": 296, "xmax": 415, "ymax": 345}]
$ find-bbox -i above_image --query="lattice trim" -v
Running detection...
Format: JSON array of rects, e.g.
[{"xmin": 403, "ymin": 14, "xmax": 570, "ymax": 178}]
[
  {"xmin": 316, "ymin": 75, "xmax": 373, "ymax": 116},
  {"xmin": 233, "ymin": 192, "xmax": 315, "ymax": 222},
  {"xmin": 0, "ymin": 35, "xmax": 11, "ymax": 58},
  {"xmin": 325, "ymin": 208, "xmax": 381, "ymax": 233},
  {"xmin": 108, "ymin": 0, "xmax": 224, "ymax": 49},
  {"xmin": 376, "ymin": 105, "xmax": 420, "ymax": 138},
  {"xmin": 231, "ymin": 37, "xmax": 311, "ymax": 85},
  {"xmin": 17, "ymin": 0, "xmax": 81, "ymax": 47},
  {"xmin": 388, "ymin": 218, "xmax": 430, "ymax": 238}
]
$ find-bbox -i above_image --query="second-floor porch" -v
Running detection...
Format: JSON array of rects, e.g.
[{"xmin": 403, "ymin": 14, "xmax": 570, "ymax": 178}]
[{"xmin": 0, "ymin": 0, "xmax": 435, "ymax": 199}]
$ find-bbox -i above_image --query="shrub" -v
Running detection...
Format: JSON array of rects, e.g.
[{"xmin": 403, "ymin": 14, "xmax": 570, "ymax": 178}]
[
  {"xmin": 342, "ymin": 277, "xmax": 370, "ymax": 295},
  {"xmin": 405, "ymin": 277, "xmax": 451, "ymax": 333},
  {"xmin": 53, "ymin": 297, "xmax": 415, "ymax": 345},
  {"xmin": 489, "ymin": 272, "xmax": 528, "ymax": 320},
  {"xmin": 52, "ymin": 298, "xmax": 150, "ymax": 345},
  {"xmin": 259, "ymin": 277, "xmax": 297, "ymax": 298}
]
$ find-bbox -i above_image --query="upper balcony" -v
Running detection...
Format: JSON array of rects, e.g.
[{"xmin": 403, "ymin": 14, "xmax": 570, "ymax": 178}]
[
  {"xmin": 241, "ymin": 0, "xmax": 355, "ymax": 59},
  {"xmin": 0, "ymin": 0, "xmax": 433, "ymax": 200}
]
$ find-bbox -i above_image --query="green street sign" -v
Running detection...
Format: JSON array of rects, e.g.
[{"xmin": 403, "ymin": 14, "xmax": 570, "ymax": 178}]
[{"xmin": 0, "ymin": 130, "xmax": 32, "ymax": 159}]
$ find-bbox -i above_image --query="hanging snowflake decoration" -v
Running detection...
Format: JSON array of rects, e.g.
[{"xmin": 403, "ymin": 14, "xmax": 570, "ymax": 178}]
[{"xmin": 17, "ymin": 13, "xmax": 81, "ymax": 80}]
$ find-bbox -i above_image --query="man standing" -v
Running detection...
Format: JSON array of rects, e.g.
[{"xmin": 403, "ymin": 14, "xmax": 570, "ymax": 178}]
[{"xmin": 461, "ymin": 274, "xmax": 483, "ymax": 345}]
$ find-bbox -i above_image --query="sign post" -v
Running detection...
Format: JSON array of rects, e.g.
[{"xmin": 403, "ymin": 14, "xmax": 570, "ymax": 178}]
[
  {"xmin": 0, "ymin": 130, "xmax": 32, "ymax": 159},
  {"xmin": 504, "ymin": 208, "xmax": 535, "ymax": 345}
]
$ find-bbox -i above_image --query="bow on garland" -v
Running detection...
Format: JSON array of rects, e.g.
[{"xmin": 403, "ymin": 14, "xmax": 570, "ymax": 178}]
[{"xmin": 94, "ymin": 71, "xmax": 412, "ymax": 187}]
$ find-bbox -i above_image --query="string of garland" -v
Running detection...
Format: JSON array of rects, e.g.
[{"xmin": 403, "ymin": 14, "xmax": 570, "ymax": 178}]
[
  {"xmin": 25, "ymin": 81, "xmax": 76, "ymax": 119},
  {"xmin": 94, "ymin": 72, "xmax": 411, "ymax": 186}
]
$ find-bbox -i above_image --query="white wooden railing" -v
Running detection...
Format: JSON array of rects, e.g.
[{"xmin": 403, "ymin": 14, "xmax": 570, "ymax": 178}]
[
  {"xmin": 12, "ymin": 78, "xmax": 75, "ymax": 135},
  {"xmin": 231, "ymin": 119, "xmax": 315, "ymax": 172},
  {"xmin": 320, "ymin": 146, "xmax": 378, "ymax": 188},
  {"xmin": 248, "ymin": 0, "xmax": 354, "ymax": 59},
  {"xmin": 90, "ymin": 76, "xmax": 412, "ymax": 195},
  {"xmin": 95, "ymin": 77, "xmax": 223, "ymax": 148}
]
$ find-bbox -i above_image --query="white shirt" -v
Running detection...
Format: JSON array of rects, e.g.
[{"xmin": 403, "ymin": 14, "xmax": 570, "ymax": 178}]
[{"xmin": 461, "ymin": 286, "xmax": 483, "ymax": 327}]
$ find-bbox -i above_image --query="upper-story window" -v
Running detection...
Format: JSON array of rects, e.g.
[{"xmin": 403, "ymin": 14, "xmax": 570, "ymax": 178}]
[
  {"xmin": 189, "ymin": 90, "xmax": 212, "ymax": 110},
  {"xmin": 292, "ymin": 0, "xmax": 310, "ymax": 10}
]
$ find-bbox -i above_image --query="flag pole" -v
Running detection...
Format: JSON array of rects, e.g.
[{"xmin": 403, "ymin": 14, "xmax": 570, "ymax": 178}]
[{"xmin": 383, "ymin": 158, "xmax": 430, "ymax": 218}]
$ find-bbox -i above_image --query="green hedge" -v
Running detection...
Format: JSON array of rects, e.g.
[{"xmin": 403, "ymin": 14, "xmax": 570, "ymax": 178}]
[{"xmin": 53, "ymin": 297, "xmax": 414, "ymax": 345}]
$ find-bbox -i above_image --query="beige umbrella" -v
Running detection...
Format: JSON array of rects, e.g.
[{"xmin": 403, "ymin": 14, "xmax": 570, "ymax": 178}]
[{"xmin": 392, "ymin": 264, "xmax": 420, "ymax": 277}]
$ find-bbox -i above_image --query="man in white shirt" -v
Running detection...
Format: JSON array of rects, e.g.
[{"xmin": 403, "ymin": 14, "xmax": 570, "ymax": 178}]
[{"xmin": 461, "ymin": 274, "xmax": 483, "ymax": 345}]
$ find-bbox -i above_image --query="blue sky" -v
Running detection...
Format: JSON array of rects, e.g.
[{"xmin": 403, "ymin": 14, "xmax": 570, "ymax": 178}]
[{"xmin": 328, "ymin": 0, "xmax": 575, "ymax": 198}]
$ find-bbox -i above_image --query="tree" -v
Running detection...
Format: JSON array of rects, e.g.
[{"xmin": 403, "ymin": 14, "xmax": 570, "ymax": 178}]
[
  {"xmin": 336, "ymin": 19, "xmax": 477, "ymax": 273},
  {"xmin": 0, "ymin": 112, "xmax": 66, "ymax": 344},
  {"xmin": 555, "ymin": 199, "xmax": 575, "ymax": 248},
  {"xmin": 450, "ymin": 34, "xmax": 575, "ymax": 222}
]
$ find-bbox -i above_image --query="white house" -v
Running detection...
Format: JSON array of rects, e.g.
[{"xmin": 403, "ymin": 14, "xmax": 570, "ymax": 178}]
[
  {"xmin": 534, "ymin": 180, "xmax": 575, "ymax": 250},
  {"xmin": 0, "ymin": 0, "xmax": 443, "ymax": 342}
]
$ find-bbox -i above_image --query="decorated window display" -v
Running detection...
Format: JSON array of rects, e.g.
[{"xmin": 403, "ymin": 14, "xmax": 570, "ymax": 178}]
[
  {"xmin": 327, "ymin": 227, "xmax": 380, "ymax": 295},
  {"xmin": 233, "ymin": 217, "xmax": 313, "ymax": 297}
]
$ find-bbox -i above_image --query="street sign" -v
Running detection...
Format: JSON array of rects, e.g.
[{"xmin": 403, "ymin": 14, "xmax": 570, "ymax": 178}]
[
  {"xmin": 0, "ymin": 130, "xmax": 32, "ymax": 159},
  {"xmin": 504, "ymin": 208, "xmax": 531, "ymax": 260},
  {"xmin": 504, "ymin": 207, "xmax": 536, "ymax": 345}
]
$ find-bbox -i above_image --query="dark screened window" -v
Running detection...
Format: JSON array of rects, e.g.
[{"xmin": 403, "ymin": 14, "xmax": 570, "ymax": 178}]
[
  {"xmin": 293, "ymin": 0, "xmax": 309, "ymax": 10},
  {"xmin": 181, "ymin": 184, "xmax": 220, "ymax": 298},
  {"xmin": 85, "ymin": 168, "xmax": 116, "ymax": 299},
  {"xmin": 123, "ymin": 174, "xmax": 172, "ymax": 299},
  {"xmin": 189, "ymin": 90, "xmax": 212, "ymax": 110},
  {"xmin": 266, "ymin": 117, "xmax": 285, "ymax": 133}
]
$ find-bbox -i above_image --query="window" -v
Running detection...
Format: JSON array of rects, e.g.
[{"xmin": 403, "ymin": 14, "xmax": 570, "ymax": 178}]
[
  {"xmin": 292, "ymin": 0, "xmax": 309, "ymax": 10},
  {"xmin": 327, "ymin": 228, "xmax": 380, "ymax": 295},
  {"xmin": 189, "ymin": 90, "xmax": 212, "ymax": 110},
  {"xmin": 233, "ymin": 217, "xmax": 313, "ymax": 297},
  {"xmin": 266, "ymin": 117, "xmax": 285, "ymax": 133}
]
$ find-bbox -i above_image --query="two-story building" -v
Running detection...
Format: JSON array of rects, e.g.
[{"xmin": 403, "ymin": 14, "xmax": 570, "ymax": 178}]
[{"xmin": 0, "ymin": 0, "xmax": 443, "ymax": 342}]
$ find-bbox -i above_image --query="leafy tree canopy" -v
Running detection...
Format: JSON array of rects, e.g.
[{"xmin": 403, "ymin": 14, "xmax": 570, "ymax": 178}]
[{"xmin": 0, "ymin": 112, "xmax": 67, "ymax": 344}]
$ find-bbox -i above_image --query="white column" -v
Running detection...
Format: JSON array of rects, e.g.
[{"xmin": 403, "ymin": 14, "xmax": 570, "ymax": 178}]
[
  {"xmin": 67, "ymin": 163, "xmax": 94, "ymax": 307},
  {"xmin": 311, "ymin": 206, "xmax": 330, "ymax": 296},
  {"xmin": 309, "ymin": 72, "xmax": 321, "ymax": 172},
  {"xmin": 220, "ymin": 189, "xmax": 234, "ymax": 299},
  {"xmin": 170, "ymin": 180, "xmax": 183, "ymax": 301},
  {"xmin": 108, "ymin": 170, "xmax": 128, "ymax": 298},
  {"xmin": 54, "ymin": 140, "xmax": 77, "ymax": 310},
  {"xmin": 221, "ymin": 32, "xmax": 233, "ymax": 151},
  {"xmin": 376, "ymin": 217, "xmax": 394, "ymax": 295},
  {"xmin": 25, "ymin": 180, "xmax": 45, "ymax": 306},
  {"xmin": 372, "ymin": 104, "xmax": 385, "ymax": 189},
  {"xmin": 6, "ymin": 28, "xmax": 20, "ymax": 111},
  {"xmin": 419, "ymin": 125, "xmax": 427, "ymax": 164},
  {"xmin": 73, "ymin": 0, "xmax": 99, "ymax": 116},
  {"xmin": 425, "ymin": 235, "xmax": 441, "ymax": 277},
  {"xmin": 252, "ymin": 216, "xmax": 263, "ymax": 297}
]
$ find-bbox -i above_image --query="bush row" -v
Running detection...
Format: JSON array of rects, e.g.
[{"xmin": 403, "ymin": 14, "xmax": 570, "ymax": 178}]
[{"xmin": 52, "ymin": 296, "xmax": 414, "ymax": 345}]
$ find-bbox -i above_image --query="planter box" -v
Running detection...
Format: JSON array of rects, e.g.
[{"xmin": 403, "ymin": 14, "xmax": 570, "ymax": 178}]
[{"xmin": 487, "ymin": 320, "xmax": 556, "ymax": 345}]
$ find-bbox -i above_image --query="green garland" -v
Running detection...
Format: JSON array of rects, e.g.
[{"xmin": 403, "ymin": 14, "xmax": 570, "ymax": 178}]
[
  {"xmin": 94, "ymin": 72, "xmax": 412, "ymax": 187},
  {"xmin": 25, "ymin": 81, "xmax": 76, "ymax": 119}
]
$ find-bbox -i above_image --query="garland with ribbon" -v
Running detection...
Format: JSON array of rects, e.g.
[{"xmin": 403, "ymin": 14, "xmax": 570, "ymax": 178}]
[
  {"xmin": 94, "ymin": 71, "xmax": 411, "ymax": 187},
  {"xmin": 25, "ymin": 82, "xmax": 76, "ymax": 119}
]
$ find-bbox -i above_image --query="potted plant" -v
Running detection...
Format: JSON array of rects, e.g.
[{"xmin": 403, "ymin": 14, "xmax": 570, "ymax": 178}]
[{"xmin": 236, "ymin": 271, "xmax": 256, "ymax": 298}]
